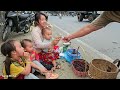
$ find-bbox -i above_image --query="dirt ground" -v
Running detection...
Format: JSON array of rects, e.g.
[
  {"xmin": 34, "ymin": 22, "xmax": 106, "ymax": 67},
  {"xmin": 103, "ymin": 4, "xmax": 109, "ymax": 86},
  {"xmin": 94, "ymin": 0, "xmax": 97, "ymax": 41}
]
[{"xmin": 0, "ymin": 25, "xmax": 91, "ymax": 79}]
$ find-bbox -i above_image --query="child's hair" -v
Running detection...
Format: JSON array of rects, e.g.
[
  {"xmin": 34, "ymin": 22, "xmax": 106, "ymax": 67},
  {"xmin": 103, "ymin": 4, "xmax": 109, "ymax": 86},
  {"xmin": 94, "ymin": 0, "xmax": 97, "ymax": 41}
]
[
  {"xmin": 1, "ymin": 40, "xmax": 16, "ymax": 79},
  {"xmin": 42, "ymin": 23, "xmax": 52, "ymax": 36},
  {"xmin": 20, "ymin": 39, "xmax": 32, "ymax": 48}
]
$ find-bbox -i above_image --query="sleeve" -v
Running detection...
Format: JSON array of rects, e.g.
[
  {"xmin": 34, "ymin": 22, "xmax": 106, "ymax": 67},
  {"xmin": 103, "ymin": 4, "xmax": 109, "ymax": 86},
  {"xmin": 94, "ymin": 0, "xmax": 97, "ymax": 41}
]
[
  {"xmin": 10, "ymin": 64, "xmax": 24, "ymax": 77},
  {"xmin": 31, "ymin": 27, "xmax": 52, "ymax": 49},
  {"xmin": 91, "ymin": 11, "xmax": 112, "ymax": 27}
]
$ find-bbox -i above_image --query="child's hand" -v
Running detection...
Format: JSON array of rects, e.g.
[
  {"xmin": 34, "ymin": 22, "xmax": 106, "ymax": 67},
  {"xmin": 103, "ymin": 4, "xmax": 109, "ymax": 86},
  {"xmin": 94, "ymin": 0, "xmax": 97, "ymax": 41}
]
[
  {"xmin": 56, "ymin": 36, "xmax": 62, "ymax": 40},
  {"xmin": 23, "ymin": 52, "xmax": 30, "ymax": 61},
  {"xmin": 31, "ymin": 54, "xmax": 35, "ymax": 59},
  {"xmin": 52, "ymin": 37, "xmax": 61, "ymax": 46},
  {"xmin": 48, "ymin": 48, "xmax": 53, "ymax": 53}
]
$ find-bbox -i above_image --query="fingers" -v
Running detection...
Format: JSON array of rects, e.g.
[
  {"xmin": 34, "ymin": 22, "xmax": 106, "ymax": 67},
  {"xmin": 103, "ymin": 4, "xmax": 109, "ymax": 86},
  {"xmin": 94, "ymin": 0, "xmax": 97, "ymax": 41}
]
[
  {"xmin": 42, "ymin": 69, "xmax": 48, "ymax": 73},
  {"xmin": 23, "ymin": 52, "xmax": 31, "ymax": 60},
  {"xmin": 62, "ymin": 35, "xmax": 71, "ymax": 42},
  {"xmin": 23, "ymin": 52, "xmax": 30, "ymax": 57},
  {"xmin": 62, "ymin": 37, "xmax": 69, "ymax": 42},
  {"xmin": 54, "ymin": 37, "xmax": 61, "ymax": 41}
]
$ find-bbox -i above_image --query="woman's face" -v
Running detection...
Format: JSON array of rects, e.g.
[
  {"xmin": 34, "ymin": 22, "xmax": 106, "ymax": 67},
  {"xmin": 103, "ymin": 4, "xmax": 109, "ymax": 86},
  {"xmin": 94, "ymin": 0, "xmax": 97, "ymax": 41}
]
[
  {"xmin": 14, "ymin": 41, "xmax": 24, "ymax": 57},
  {"xmin": 38, "ymin": 15, "xmax": 47, "ymax": 28}
]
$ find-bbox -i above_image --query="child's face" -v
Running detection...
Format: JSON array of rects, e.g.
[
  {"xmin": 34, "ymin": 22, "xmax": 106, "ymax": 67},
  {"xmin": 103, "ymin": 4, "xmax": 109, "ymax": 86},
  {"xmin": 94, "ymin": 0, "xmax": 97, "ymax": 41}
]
[
  {"xmin": 44, "ymin": 29, "xmax": 52, "ymax": 40},
  {"xmin": 24, "ymin": 42, "xmax": 34, "ymax": 53},
  {"xmin": 14, "ymin": 41, "xmax": 24, "ymax": 57}
]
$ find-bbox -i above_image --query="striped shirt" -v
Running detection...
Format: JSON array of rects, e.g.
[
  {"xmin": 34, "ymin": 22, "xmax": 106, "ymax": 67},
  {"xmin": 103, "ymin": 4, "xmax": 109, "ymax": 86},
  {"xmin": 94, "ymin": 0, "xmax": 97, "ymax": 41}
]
[{"xmin": 31, "ymin": 26, "xmax": 52, "ymax": 52}]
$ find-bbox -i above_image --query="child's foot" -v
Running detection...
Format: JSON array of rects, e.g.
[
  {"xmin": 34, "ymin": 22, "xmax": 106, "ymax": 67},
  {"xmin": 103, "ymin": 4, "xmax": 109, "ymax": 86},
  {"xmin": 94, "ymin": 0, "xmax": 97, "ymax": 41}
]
[
  {"xmin": 46, "ymin": 72, "xmax": 59, "ymax": 79},
  {"xmin": 57, "ymin": 56, "xmax": 60, "ymax": 59}
]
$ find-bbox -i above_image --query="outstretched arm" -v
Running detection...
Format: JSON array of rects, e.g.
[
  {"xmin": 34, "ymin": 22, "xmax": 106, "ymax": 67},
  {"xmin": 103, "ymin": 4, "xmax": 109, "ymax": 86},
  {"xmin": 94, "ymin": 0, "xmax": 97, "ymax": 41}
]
[
  {"xmin": 68, "ymin": 23, "xmax": 102, "ymax": 40},
  {"xmin": 63, "ymin": 11, "xmax": 112, "ymax": 42}
]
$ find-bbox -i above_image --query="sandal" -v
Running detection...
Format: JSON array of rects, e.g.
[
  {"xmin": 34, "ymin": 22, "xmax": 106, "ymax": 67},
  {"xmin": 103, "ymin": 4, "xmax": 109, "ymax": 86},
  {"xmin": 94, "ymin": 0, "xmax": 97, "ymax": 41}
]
[
  {"xmin": 56, "ymin": 64, "xmax": 61, "ymax": 69},
  {"xmin": 46, "ymin": 72, "xmax": 59, "ymax": 79},
  {"xmin": 56, "ymin": 62, "xmax": 61, "ymax": 69}
]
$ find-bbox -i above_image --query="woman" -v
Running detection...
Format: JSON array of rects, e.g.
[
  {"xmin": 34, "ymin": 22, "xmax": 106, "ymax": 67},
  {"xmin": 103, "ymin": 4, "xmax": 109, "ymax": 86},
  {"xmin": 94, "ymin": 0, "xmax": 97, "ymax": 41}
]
[{"xmin": 31, "ymin": 12, "xmax": 61, "ymax": 53}]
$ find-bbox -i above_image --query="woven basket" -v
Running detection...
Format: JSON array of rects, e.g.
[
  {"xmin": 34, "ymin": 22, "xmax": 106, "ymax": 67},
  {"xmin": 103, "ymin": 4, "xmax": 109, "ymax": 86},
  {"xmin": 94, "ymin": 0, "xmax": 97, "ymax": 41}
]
[
  {"xmin": 88, "ymin": 59, "xmax": 119, "ymax": 79},
  {"xmin": 72, "ymin": 59, "xmax": 89, "ymax": 77}
]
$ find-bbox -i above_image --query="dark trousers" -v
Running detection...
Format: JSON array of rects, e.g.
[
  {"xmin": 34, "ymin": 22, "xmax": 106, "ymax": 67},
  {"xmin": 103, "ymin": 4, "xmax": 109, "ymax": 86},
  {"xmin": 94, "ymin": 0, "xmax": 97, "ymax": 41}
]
[{"xmin": 40, "ymin": 60, "xmax": 53, "ymax": 70}]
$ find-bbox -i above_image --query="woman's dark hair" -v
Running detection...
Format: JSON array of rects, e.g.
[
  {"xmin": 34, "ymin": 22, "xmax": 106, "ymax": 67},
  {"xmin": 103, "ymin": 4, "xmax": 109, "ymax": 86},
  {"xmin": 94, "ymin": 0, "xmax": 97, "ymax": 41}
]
[
  {"xmin": 34, "ymin": 11, "xmax": 48, "ymax": 26},
  {"xmin": 20, "ymin": 39, "xmax": 32, "ymax": 48},
  {"xmin": 1, "ymin": 40, "xmax": 16, "ymax": 79}
]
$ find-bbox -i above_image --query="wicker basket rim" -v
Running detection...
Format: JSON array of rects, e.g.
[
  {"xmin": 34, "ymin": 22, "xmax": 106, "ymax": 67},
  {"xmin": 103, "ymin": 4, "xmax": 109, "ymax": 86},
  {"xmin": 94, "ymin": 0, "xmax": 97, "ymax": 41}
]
[
  {"xmin": 72, "ymin": 59, "xmax": 88, "ymax": 62},
  {"xmin": 90, "ymin": 60, "xmax": 119, "ymax": 73},
  {"xmin": 72, "ymin": 59, "xmax": 89, "ymax": 72},
  {"xmin": 72, "ymin": 64, "xmax": 88, "ymax": 73},
  {"xmin": 87, "ymin": 70, "xmax": 94, "ymax": 79},
  {"xmin": 72, "ymin": 59, "xmax": 89, "ymax": 66}
]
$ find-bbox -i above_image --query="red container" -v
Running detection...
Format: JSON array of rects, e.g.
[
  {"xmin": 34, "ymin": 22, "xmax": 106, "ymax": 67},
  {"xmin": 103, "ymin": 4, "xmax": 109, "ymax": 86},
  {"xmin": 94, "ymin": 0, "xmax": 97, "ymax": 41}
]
[
  {"xmin": 0, "ymin": 75, "xmax": 4, "ymax": 79},
  {"xmin": 72, "ymin": 59, "xmax": 89, "ymax": 77}
]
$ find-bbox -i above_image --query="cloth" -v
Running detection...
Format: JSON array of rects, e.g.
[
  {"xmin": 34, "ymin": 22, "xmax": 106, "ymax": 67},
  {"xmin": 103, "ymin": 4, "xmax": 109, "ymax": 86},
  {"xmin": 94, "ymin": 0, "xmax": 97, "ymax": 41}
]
[
  {"xmin": 40, "ymin": 60, "xmax": 54, "ymax": 70},
  {"xmin": 39, "ymin": 38, "xmax": 60, "ymax": 65},
  {"xmin": 2, "ymin": 57, "xmax": 40, "ymax": 79},
  {"xmin": 91, "ymin": 11, "xmax": 120, "ymax": 27},
  {"xmin": 30, "ymin": 51, "xmax": 40, "ymax": 61},
  {"xmin": 32, "ymin": 60, "xmax": 45, "ymax": 73},
  {"xmin": 3, "ymin": 58, "xmax": 25, "ymax": 79},
  {"xmin": 24, "ymin": 73, "xmax": 39, "ymax": 79}
]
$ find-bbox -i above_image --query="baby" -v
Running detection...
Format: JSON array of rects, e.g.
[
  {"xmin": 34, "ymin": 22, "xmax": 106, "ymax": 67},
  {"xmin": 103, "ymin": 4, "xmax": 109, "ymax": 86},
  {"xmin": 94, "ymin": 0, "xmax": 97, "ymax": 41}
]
[
  {"xmin": 40, "ymin": 24, "xmax": 61, "ymax": 71},
  {"xmin": 20, "ymin": 39, "xmax": 39, "ymax": 62}
]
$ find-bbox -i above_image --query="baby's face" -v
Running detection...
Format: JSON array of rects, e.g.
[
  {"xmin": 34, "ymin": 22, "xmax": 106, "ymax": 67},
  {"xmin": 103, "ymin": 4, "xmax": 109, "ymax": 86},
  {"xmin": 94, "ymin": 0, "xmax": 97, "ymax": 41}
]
[
  {"xmin": 24, "ymin": 42, "xmax": 34, "ymax": 53},
  {"xmin": 44, "ymin": 29, "xmax": 52, "ymax": 40}
]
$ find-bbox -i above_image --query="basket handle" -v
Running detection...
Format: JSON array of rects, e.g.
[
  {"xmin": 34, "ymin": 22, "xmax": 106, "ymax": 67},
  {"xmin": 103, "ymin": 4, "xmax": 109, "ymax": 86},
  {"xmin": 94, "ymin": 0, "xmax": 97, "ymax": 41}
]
[
  {"xmin": 113, "ymin": 59, "xmax": 120, "ymax": 72},
  {"xmin": 79, "ymin": 45, "xmax": 94, "ymax": 61},
  {"xmin": 113, "ymin": 59, "xmax": 120, "ymax": 68},
  {"xmin": 78, "ymin": 45, "xmax": 94, "ymax": 72}
]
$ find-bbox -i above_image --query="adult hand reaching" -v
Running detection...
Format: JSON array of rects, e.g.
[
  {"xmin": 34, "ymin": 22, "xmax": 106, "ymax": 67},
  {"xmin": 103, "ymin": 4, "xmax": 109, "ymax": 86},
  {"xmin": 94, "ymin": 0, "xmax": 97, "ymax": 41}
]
[{"xmin": 62, "ymin": 35, "xmax": 71, "ymax": 42}]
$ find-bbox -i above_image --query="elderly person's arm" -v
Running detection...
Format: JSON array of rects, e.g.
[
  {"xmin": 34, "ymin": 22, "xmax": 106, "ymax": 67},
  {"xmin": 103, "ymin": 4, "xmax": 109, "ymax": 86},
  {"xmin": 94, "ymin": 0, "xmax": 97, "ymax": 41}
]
[{"xmin": 63, "ymin": 11, "xmax": 112, "ymax": 42}]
